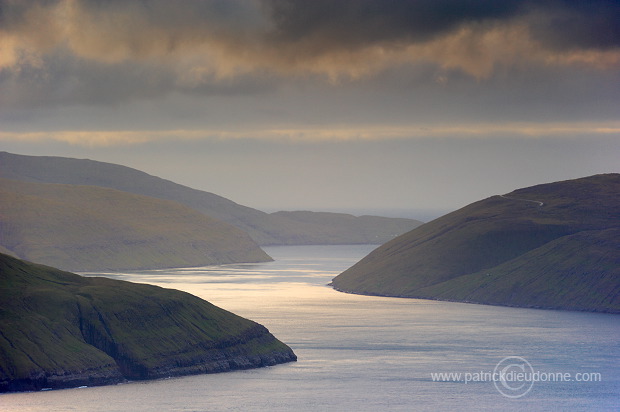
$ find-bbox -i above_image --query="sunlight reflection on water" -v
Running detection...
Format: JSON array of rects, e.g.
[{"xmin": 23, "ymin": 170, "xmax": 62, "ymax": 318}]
[{"xmin": 3, "ymin": 245, "xmax": 619, "ymax": 412}]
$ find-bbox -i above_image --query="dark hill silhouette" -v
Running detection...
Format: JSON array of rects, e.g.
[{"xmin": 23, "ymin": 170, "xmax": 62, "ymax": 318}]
[{"xmin": 332, "ymin": 174, "xmax": 620, "ymax": 313}]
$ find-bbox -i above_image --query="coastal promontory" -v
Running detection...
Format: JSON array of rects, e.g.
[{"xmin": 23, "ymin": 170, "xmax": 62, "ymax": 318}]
[
  {"xmin": 332, "ymin": 174, "xmax": 620, "ymax": 313},
  {"xmin": 0, "ymin": 253, "xmax": 296, "ymax": 392},
  {"xmin": 0, "ymin": 178, "xmax": 271, "ymax": 271}
]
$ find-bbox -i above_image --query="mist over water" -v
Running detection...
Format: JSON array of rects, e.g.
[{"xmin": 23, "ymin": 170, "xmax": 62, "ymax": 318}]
[
  {"xmin": 3, "ymin": 245, "xmax": 618, "ymax": 411},
  {"xmin": 259, "ymin": 208, "xmax": 452, "ymax": 222}
]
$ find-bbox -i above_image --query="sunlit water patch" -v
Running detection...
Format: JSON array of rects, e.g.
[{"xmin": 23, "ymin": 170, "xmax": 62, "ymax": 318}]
[{"xmin": 2, "ymin": 245, "xmax": 618, "ymax": 411}]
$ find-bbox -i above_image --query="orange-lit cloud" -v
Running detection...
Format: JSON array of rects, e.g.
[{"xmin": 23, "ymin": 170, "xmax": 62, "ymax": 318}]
[
  {"xmin": 1, "ymin": 1, "xmax": 618, "ymax": 214},
  {"xmin": 1, "ymin": 0, "xmax": 618, "ymax": 83},
  {"xmin": 2, "ymin": 121, "xmax": 619, "ymax": 146},
  {"xmin": 1, "ymin": 0, "xmax": 618, "ymax": 146}
]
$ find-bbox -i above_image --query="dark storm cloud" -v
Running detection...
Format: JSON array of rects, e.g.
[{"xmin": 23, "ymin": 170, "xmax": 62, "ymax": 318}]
[
  {"xmin": 0, "ymin": 0, "xmax": 618, "ymax": 111},
  {"xmin": 2, "ymin": 0, "xmax": 619, "ymax": 58},
  {"xmin": 527, "ymin": 0, "xmax": 620, "ymax": 50},
  {"xmin": 264, "ymin": 0, "xmax": 523, "ymax": 47},
  {"xmin": 263, "ymin": 0, "xmax": 620, "ymax": 51}
]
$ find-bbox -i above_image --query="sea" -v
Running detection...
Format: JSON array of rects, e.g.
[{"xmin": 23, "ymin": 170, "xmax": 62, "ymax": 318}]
[{"xmin": 2, "ymin": 245, "xmax": 618, "ymax": 411}]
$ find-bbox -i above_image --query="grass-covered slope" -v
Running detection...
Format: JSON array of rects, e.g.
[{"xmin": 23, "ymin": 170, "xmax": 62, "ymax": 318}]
[
  {"xmin": 0, "ymin": 152, "xmax": 421, "ymax": 245},
  {"xmin": 332, "ymin": 174, "xmax": 620, "ymax": 313},
  {"xmin": 0, "ymin": 253, "xmax": 296, "ymax": 392},
  {"xmin": 0, "ymin": 178, "xmax": 271, "ymax": 271}
]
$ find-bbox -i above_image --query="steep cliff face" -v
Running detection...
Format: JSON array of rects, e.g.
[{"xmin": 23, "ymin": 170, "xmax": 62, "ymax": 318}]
[{"xmin": 0, "ymin": 254, "xmax": 296, "ymax": 392}]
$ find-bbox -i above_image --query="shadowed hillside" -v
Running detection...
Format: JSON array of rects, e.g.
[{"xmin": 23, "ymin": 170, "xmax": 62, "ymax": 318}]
[
  {"xmin": 0, "ymin": 152, "xmax": 422, "ymax": 245},
  {"xmin": 0, "ymin": 253, "xmax": 296, "ymax": 392},
  {"xmin": 332, "ymin": 174, "xmax": 620, "ymax": 313},
  {"xmin": 0, "ymin": 178, "xmax": 271, "ymax": 271}
]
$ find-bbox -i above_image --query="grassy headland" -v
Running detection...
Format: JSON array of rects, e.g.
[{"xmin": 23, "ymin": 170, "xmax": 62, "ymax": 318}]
[
  {"xmin": 0, "ymin": 253, "xmax": 296, "ymax": 392},
  {"xmin": 332, "ymin": 174, "xmax": 620, "ymax": 313}
]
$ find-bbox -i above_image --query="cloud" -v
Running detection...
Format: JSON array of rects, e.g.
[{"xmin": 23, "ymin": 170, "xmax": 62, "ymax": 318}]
[
  {"xmin": 259, "ymin": 0, "xmax": 620, "ymax": 79},
  {"xmin": 0, "ymin": 0, "xmax": 618, "ymax": 108},
  {"xmin": 264, "ymin": 0, "xmax": 620, "ymax": 50},
  {"xmin": 1, "ymin": 121, "xmax": 619, "ymax": 147},
  {"xmin": 526, "ymin": 0, "xmax": 620, "ymax": 51},
  {"xmin": 264, "ymin": 0, "xmax": 523, "ymax": 48}
]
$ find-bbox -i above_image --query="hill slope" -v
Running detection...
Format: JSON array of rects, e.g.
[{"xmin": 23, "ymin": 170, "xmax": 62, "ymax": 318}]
[
  {"xmin": 269, "ymin": 211, "xmax": 417, "ymax": 244},
  {"xmin": 332, "ymin": 174, "xmax": 620, "ymax": 313},
  {"xmin": 0, "ymin": 178, "xmax": 271, "ymax": 271},
  {"xmin": 0, "ymin": 253, "xmax": 296, "ymax": 392},
  {"xmin": 0, "ymin": 152, "xmax": 422, "ymax": 245}
]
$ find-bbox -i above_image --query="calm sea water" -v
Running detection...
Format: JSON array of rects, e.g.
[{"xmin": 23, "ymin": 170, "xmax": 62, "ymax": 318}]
[{"xmin": 2, "ymin": 245, "xmax": 618, "ymax": 411}]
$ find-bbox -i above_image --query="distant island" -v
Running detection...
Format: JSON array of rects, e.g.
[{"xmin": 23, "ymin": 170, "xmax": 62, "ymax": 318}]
[
  {"xmin": 332, "ymin": 174, "xmax": 620, "ymax": 313},
  {"xmin": 0, "ymin": 253, "xmax": 296, "ymax": 392}
]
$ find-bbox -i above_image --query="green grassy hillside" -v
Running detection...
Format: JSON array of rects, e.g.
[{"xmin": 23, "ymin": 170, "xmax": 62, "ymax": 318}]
[
  {"xmin": 332, "ymin": 174, "xmax": 620, "ymax": 313},
  {"xmin": 0, "ymin": 253, "xmax": 296, "ymax": 392},
  {"xmin": 0, "ymin": 152, "xmax": 422, "ymax": 245},
  {"xmin": 0, "ymin": 178, "xmax": 271, "ymax": 271}
]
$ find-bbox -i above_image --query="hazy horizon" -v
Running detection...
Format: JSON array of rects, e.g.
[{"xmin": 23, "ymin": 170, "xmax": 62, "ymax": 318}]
[{"xmin": 1, "ymin": 1, "xmax": 618, "ymax": 218}]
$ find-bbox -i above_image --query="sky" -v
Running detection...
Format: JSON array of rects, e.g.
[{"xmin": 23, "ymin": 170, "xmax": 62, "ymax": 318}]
[{"xmin": 1, "ymin": 0, "xmax": 619, "ymax": 220}]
